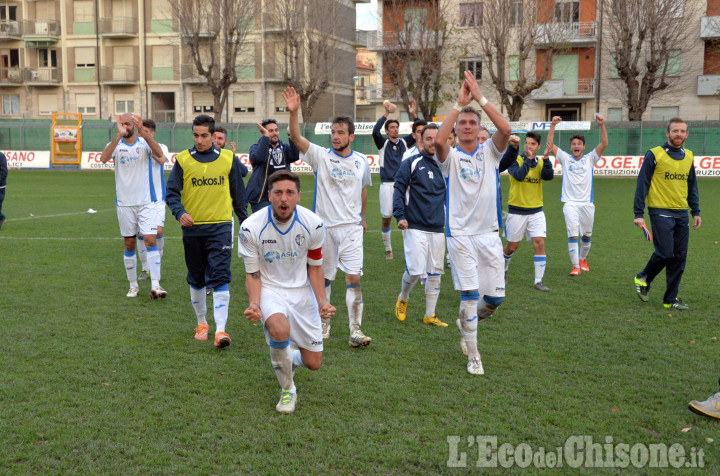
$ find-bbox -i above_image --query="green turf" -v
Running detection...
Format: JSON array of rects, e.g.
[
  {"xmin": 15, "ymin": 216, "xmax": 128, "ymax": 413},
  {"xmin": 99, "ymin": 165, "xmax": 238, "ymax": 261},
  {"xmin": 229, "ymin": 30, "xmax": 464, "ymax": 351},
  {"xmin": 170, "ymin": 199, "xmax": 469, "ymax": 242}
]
[{"xmin": 1, "ymin": 170, "xmax": 718, "ymax": 473}]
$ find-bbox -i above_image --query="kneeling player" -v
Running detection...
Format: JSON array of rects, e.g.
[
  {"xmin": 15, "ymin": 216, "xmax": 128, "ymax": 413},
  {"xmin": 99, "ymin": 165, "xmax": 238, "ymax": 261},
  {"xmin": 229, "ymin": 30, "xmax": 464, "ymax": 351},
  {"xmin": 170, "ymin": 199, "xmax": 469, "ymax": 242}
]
[{"xmin": 240, "ymin": 170, "xmax": 335, "ymax": 414}]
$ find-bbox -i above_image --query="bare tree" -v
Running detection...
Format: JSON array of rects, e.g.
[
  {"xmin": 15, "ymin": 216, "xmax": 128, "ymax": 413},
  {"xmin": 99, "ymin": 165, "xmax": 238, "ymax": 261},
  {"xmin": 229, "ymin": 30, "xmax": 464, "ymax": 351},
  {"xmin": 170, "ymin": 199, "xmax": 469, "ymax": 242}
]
[
  {"xmin": 381, "ymin": 0, "xmax": 457, "ymax": 119},
  {"xmin": 268, "ymin": 0, "xmax": 347, "ymax": 122},
  {"xmin": 471, "ymin": 0, "xmax": 571, "ymax": 121},
  {"xmin": 603, "ymin": 0, "xmax": 699, "ymax": 121},
  {"xmin": 170, "ymin": 0, "xmax": 257, "ymax": 120}
]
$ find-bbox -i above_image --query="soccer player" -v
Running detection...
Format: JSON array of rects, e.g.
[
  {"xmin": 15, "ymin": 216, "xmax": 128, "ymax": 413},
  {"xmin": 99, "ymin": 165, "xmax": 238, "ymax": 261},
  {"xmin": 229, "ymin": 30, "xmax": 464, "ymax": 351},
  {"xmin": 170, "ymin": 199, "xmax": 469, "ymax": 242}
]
[
  {"xmin": 213, "ymin": 127, "xmax": 248, "ymax": 177},
  {"xmin": 372, "ymin": 99, "xmax": 418, "ymax": 259},
  {"xmin": 240, "ymin": 170, "xmax": 335, "ymax": 414},
  {"xmin": 393, "ymin": 124, "xmax": 447, "ymax": 327},
  {"xmin": 0, "ymin": 151, "xmax": 6, "ymax": 230},
  {"xmin": 283, "ymin": 86, "xmax": 373, "ymax": 348},
  {"xmin": 633, "ymin": 117, "xmax": 701, "ymax": 310},
  {"xmin": 500, "ymin": 132, "xmax": 554, "ymax": 291},
  {"xmin": 546, "ymin": 115, "xmax": 608, "ymax": 275},
  {"xmin": 435, "ymin": 71, "xmax": 511, "ymax": 375},
  {"xmin": 166, "ymin": 114, "xmax": 248, "ymax": 348},
  {"xmin": 136, "ymin": 119, "xmax": 169, "ymax": 282},
  {"xmin": 100, "ymin": 113, "xmax": 167, "ymax": 298},
  {"xmin": 689, "ymin": 378, "xmax": 720, "ymax": 419},
  {"xmin": 401, "ymin": 118, "xmax": 428, "ymax": 161},
  {"xmin": 247, "ymin": 119, "xmax": 300, "ymax": 213},
  {"xmin": 478, "ymin": 125, "xmax": 490, "ymax": 144}
]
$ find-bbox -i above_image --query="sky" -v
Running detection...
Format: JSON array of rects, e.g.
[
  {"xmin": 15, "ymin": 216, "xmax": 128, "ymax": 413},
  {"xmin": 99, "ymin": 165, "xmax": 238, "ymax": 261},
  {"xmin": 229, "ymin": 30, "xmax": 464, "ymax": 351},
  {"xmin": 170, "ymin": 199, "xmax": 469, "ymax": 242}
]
[{"xmin": 356, "ymin": 0, "xmax": 378, "ymax": 31}]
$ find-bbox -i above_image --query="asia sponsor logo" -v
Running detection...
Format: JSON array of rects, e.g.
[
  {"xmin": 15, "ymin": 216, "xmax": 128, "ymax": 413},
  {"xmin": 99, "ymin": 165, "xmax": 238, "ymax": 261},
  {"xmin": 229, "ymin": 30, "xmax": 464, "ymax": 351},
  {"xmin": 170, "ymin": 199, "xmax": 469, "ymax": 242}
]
[
  {"xmin": 190, "ymin": 176, "xmax": 225, "ymax": 187},
  {"xmin": 664, "ymin": 172, "xmax": 689, "ymax": 180},
  {"xmin": 459, "ymin": 167, "xmax": 480, "ymax": 180},
  {"xmin": 567, "ymin": 163, "xmax": 586, "ymax": 174},
  {"xmin": 264, "ymin": 250, "xmax": 299, "ymax": 263},
  {"xmin": 330, "ymin": 168, "xmax": 357, "ymax": 180}
]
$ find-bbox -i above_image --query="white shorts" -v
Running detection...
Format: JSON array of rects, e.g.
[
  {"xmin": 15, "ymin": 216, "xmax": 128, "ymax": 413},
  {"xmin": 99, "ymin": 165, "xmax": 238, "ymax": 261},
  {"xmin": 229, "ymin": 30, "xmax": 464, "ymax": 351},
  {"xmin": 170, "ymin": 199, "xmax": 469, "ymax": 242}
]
[
  {"xmin": 403, "ymin": 228, "xmax": 445, "ymax": 276},
  {"xmin": 563, "ymin": 202, "xmax": 595, "ymax": 237},
  {"xmin": 260, "ymin": 285, "xmax": 323, "ymax": 352},
  {"xmin": 323, "ymin": 224, "xmax": 364, "ymax": 280},
  {"xmin": 153, "ymin": 200, "xmax": 166, "ymax": 228},
  {"xmin": 117, "ymin": 204, "xmax": 156, "ymax": 237},
  {"xmin": 379, "ymin": 182, "xmax": 394, "ymax": 218},
  {"xmin": 447, "ymin": 233, "xmax": 505, "ymax": 296},
  {"xmin": 504, "ymin": 211, "xmax": 546, "ymax": 242}
]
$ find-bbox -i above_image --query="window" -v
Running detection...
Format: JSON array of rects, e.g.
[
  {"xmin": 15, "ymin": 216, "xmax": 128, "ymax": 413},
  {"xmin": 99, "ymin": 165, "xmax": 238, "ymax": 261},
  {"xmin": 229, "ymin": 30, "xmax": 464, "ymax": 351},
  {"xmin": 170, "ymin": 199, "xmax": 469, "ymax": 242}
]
[
  {"xmin": 404, "ymin": 7, "xmax": 428, "ymax": 30},
  {"xmin": 508, "ymin": 55, "xmax": 520, "ymax": 81},
  {"xmin": 233, "ymin": 91, "xmax": 255, "ymax": 113},
  {"xmin": 664, "ymin": 49, "xmax": 681, "ymax": 76},
  {"xmin": 609, "ymin": 55, "xmax": 619, "ymax": 79},
  {"xmin": 554, "ymin": 1, "xmax": 579, "ymax": 23},
  {"xmin": 459, "ymin": 3, "xmax": 482, "ymax": 27},
  {"xmin": 76, "ymin": 93, "xmax": 97, "ymax": 115},
  {"xmin": 274, "ymin": 90, "xmax": 287, "ymax": 112},
  {"xmin": 193, "ymin": 92, "xmax": 214, "ymax": 113},
  {"xmin": 0, "ymin": 5, "xmax": 17, "ymax": 21},
  {"xmin": 75, "ymin": 47, "xmax": 96, "ymax": 67},
  {"xmin": 607, "ymin": 108, "xmax": 622, "ymax": 121},
  {"xmin": 74, "ymin": 1, "xmax": 94, "ymax": 22},
  {"xmin": 38, "ymin": 94, "xmax": 57, "ymax": 115},
  {"xmin": 660, "ymin": 0, "xmax": 684, "ymax": 18},
  {"xmin": 651, "ymin": 106, "xmax": 679, "ymax": 122},
  {"xmin": 39, "ymin": 49, "xmax": 58, "ymax": 68},
  {"xmin": 151, "ymin": 0, "xmax": 172, "ymax": 19},
  {"xmin": 1, "ymin": 94, "xmax": 19, "ymax": 115},
  {"xmin": 459, "ymin": 58, "xmax": 482, "ymax": 80},
  {"xmin": 115, "ymin": 94, "xmax": 135, "ymax": 114},
  {"xmin": 510, "ymin": 1, "xmax": 522, "ymax": 26}
]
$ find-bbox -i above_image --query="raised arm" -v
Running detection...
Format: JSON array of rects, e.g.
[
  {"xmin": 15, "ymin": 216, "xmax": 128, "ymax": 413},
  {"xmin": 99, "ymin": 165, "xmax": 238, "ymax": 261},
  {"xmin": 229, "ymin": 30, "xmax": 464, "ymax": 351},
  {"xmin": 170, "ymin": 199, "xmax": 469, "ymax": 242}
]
[
  {"xmin": 499, "ymin": 135, "xmax": 520, "ymax": 173},
  {"xmin": 435, "ymin": 78, "xmax": 474, "ymax": 162},
  {"xmin": 546, "ymin": 116, "xmax": 561, "ymax": 156},
  {"xmin": 283, "ymin": 87, "xmax": 310, "ymax": 154},
  {"xmin": 594, "ymin": 114, "xmax": 608, "ymax": 156},
  {"xmin": 100, "ymin": 117, "xmax": 125, "ymax": 163},
  {"xmin": 133, "ymin": 115, "xmax": 165, "ymax": 165},
  {"xmin": 464, "ymin": 71, "xmax": 510, "ymax": 152}
]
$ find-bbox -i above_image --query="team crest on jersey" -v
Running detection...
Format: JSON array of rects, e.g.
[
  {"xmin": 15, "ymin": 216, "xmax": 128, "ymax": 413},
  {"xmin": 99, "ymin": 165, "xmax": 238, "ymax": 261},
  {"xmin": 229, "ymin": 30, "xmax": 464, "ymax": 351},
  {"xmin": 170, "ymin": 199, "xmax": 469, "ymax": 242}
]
[
  {"xmin": 355, "ymin": 160, "xmax": 361, "ymax": 169},
  {"xmin": 295, "ymin": 234, "xmax": 305, "ymax": 246},
  {"xmin": 239, "ymin": 231, "xmax": 248, "ymax": 244}
]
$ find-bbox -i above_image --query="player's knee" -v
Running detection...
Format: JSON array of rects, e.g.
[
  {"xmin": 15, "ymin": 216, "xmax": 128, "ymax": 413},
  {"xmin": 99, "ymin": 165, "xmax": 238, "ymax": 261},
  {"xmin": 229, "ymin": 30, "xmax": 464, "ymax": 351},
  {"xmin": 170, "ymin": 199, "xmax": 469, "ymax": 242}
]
[
  {"xmin": 303, "ymin": 353, "xmax": 322, "ymax": 370},
  {"xmin": 482, "ymin": 295, "xmax": 503, "ymax": 308},
  {"xmin": 346, "ymin": 275, "xmax": 361, "ymax": 286},
  {"xmin": 265, "ymin": 314, "xmax": 290, "ymax": 340}
]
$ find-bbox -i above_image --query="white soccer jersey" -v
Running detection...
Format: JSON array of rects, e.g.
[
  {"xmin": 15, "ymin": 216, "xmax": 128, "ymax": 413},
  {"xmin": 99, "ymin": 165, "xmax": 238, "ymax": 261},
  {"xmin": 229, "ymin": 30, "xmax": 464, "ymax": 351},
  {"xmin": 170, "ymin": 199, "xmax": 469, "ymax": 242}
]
[
  {"xmin": 150, "ymin": 143, "xmax": 169, "ymax": 202},
  {"xmin": 238, "ymin": 205, "xmax": 325, "ymax": 289},
  {"xmin": 440, "ymin": 141, "xmax": 503, "ymax": 236},
  {"xmin": 301, "ymin": 143, "xmax": 372, "ymax": 228},
  {"xmin": 109, "ymin": 137, "xmax": 153, "ymax": 207},
  {"xmin": 555, "ymin": 148, "xmax": 601, "ymax": 203},
  {"xmin": 402, "ymin": 145, "xmax": 419, "ymax": 162}
]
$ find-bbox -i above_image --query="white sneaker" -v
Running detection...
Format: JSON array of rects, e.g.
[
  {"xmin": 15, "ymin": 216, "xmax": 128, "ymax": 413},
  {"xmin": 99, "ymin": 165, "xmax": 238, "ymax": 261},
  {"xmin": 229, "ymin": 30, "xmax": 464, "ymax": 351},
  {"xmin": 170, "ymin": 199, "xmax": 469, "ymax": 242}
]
[
  {"xmin": 150, "ymin": 285, "xmax": 168, "ymax": 299},
  {"xmin": 456, "ymin": 319, "xmax": 468, "ymax": 356},
  {"xmin": 467, "ymin": 356, "xmax": 484, "ymax": 375},
  {"xmin": 321, "ymin": 319, "xmax": 331, "ymax": 339},
  {"xmin": 138, "ymin": 270, "xmax": 149, "ymax": 280},
  {"xmin": 276, "ymin": 390, "xmax": 297, "ymax": 414},
  {"xmin": 126, "ymin": 285, "xmax": 139, "ymax": 298},
  {"xmin": 349, "ymin": 329, "xmax": 372, "ymax": 347}
]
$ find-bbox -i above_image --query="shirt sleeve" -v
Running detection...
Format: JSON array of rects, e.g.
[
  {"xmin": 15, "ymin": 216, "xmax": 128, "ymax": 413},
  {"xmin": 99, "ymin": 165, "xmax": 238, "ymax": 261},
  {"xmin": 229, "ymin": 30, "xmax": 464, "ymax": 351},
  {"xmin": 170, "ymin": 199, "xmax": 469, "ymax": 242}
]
[
  {"xmin": 634, "ymin": 150, "xmax": 657, "ymax": 218},
  {"xmin": 307, "ymin": 217, "xmax": 326, "ymax": 266},
  {"xmin": 392, "ymin": 159, "xmax": 411, "ymax": 221},
  {"xmin": 589, "ymin": 149, "xmax": 601, "ymax": 165},
  {"xmin": 483, "ymin": 139, "xmax": 502, "ymax": 169},
  {"xmin": 555, "ymin": 148, "xmax": 569, "ymax": 166},
  {"xmin": 249, "ymin": 136, "xmax": 270, "ymax": 166},
  {"xmin": 499, "ymin": 144, "xmax": 518, "ymax": 173},
  {"xmin": 362, "ymin": 156, "xmax": 372, "ymax": 187},
  {"xmin": 372, "ymin": 117, "xmax": 387, "ymax": 150},
  {"xmin": 237, "ymin": 224, "xmax": 260, "ymax": 273},
  {"xmin": 687, "ymin": 165, "xmax": 700, "ymax": 217},
  {"xmin": 165, "ymin": 160, "xmax": 187, "ymax": 220},
  {"xmin": 439, "ymin": 148, "xmax": 454, "ymax": 175},
  {"xmin": 300, "ymin": 142, "xmax": 322, "ymax": 170},
  {"xmin": 229, "ymin": 156, "xmax": 249, "ymax": 223}
]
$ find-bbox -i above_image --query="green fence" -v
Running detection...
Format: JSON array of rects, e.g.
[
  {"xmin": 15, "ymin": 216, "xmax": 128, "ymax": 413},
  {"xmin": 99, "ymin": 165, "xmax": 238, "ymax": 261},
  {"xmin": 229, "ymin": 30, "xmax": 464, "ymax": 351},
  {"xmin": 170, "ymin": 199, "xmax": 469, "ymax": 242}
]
[{"xmin": 4, "ymin": 119, "xmax": 720, "ymax": 156}]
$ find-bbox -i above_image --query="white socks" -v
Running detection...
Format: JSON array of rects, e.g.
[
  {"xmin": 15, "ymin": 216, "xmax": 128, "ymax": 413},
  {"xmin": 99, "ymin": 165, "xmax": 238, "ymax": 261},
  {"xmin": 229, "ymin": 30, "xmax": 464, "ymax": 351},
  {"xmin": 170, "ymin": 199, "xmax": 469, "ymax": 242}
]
[
  {"xmin": 399, "ymin": 271, "xmax": 419, "ymax": 300},
  {"xmin": 534, "ymin": 255, "xmax": 546, "ymax": 284},
  {"xmin": 459, "ymin": 297, "xmax": 479, "ymax": 359},
  {"xmin": 190, "ymin": 286, "xmax": 207, "ymax": 324},
  {"xmin": 212, "ymin": 289, "xmax": 230, "ymax": 333},
  {"xmin": 269, "ymin": 339, "xmax": 294, "ymax": 392},
  {"xmin": 147, "ymin": 245, "xmax": 161, "ymax": 287},
  {"xmin": 382, "ymin": 227, "xmax": 392, "ymax": 252},
  {"xmin": 346, "ymin": 285, "xmax": 363, "ymax": 332},
  {"xmin": 424, "ymin": 274, "xmax": 441, "ymax": 317},
  {"xmin": 124, "ymin": 250, "xmax": 137, "ymax": 286},
  {"xmin": 580, "ymin": 236, "xmax": 591, "ymax": 260},
  {"xmin": 137, "ymin": 236, "xmax": 148, "ymax": 272},
  {"xmin": 568, "ymin": 238, "xmax": 579, "ymax": 267}
]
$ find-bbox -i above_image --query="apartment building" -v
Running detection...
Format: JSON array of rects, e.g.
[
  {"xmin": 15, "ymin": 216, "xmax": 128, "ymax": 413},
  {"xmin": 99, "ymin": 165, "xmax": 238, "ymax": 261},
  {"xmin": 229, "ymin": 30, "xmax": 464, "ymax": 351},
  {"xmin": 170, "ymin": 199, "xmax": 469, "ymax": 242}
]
[
  {"xmin": 363, "ymin": 0, "xmax": 720, "ymax": 122},
  {"xmin": 0, "ymin": 0, "xmax": 366, "ymax": 122}
]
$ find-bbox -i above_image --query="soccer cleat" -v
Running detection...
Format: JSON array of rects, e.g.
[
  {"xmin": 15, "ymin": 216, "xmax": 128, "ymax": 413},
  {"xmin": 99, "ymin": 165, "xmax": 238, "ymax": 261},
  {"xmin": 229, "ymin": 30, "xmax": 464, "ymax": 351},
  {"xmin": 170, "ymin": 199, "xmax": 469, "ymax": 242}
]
[
  {"xmin": 214, "ymin": 331, "xmax": 231, "ymax": 348},
  {"xmin": 394, "ymin": 297, "xmax": 408, "ymax": 322},
  {"xmin": 126, "ymin": 285, "xmax": 139, "ymax": 298},
  {"xmin": 456, "ymin": 319, "xmax": 468, "ymax": 356},
  {"xmin": 194, "ymin": 323, "xmax": 209, "ymax": 341},
  {"xmin": 138, "ymin": 270, "xmax": 149, "ymax": 280},
  {"xmin": 689, "ymin": 392, "xmax": 720, "ymax": 419},
  {"xmin": 206, "ymin": 287, "xmax": 212, "ymax": 296},
  {"xmin": 579, "ymin": 259, "xmax": 590, "ymax": 272},
  {"xmin": 663, "ymin": 299, "xmax": 690, "ymax": 311},
  {"xmin": 634, "ymin": 276, "xmax": 649, "ymax": 302},
  {"xmin": 321, "ymin": 319, "xmax": 331, "ymax": 339},
  {"xmin": 423, "ymin": 314, "xmax": 448, "ymax": 327},
  {"xmin": 150, "ymin": 285, "xmax": 168, "ymax": 299},
  {"xmin": 534, "ymin": 282, "xmax": 550, "ymax": 292},
  {"xmin": 467, "ymin": 356, "xmax": 484, "ymax": 375},
  {"xmin": 276, "ymin": 390, "xmax": 297, "ymax": 414},
  {"xmin": 385, "ymin": 250, "xmax": 393, "ymax": 260},
  {"xmin": 569, "ymin": 267, "xmax": 581, "ymax": 276},
  {"xmin": 349, "ymin": 330, "xmax": 372, "ymax": 347}
]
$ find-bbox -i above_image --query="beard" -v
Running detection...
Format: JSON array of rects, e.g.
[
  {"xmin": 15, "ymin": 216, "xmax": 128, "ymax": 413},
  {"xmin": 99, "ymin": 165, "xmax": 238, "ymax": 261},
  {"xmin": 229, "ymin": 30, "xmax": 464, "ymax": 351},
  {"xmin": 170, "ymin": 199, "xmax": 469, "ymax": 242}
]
[
  {"xmin": 124, "ymin": 126, "xmax": 134, "ymax": 139},
  {"xmin": 332, "ymin": 138, "xmax": 350, "ymax": 152}
]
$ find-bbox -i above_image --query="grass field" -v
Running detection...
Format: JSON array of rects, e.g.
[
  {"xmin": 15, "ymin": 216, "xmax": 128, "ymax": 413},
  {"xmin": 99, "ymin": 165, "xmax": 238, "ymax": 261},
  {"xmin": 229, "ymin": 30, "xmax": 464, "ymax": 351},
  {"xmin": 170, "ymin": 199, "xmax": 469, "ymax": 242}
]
[{"xmin": 1, "ymin": 170, "xmax": 719, "ymax": 474}]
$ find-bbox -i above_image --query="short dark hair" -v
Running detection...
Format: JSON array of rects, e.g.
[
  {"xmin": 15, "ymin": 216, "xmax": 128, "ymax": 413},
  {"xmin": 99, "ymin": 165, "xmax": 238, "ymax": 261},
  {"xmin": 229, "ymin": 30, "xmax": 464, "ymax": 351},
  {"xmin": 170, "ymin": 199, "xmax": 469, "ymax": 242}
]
[
  {"xmin": 478, "ymin": 125, "xmax": 489, "ymax": 134},
  {"xmin": 261, "ymin": 119, "xmax": 278, "ymax": 129},
  {"xmin": 570, "ymin": 134, "xmax": 586, "ymax": 145},
  {"xmin": 526, "ymin": 131, "xmax": 541, "ymax": 144},
  {"xmin": 214, "ymin": 126, "xmax": 227, "ymax": 137},
  {"xmin": 331, "ymin": 115, "xmax": 355, "ymax": 135},
  {"xmin": 412, "ymin": 119, "xmax": 428, "ymax": 134},
  {"xmin": 458, "ymin": 106, "xmax": 481, "ymax": 123},
  {"xmin": 268, "ymin": 169, "xmax": 301, "ymax": 192},
  {"xmin": 192, "ymin": 114, "xmax": 215, "ymax": 134},
  {"xmin": 421, "ymin": 123, "xmax": 439, "ymax": 139},
  {"xmin": 449, "ymin": 126, "xmax": 456, "ymax": 136},
  {"xmin": 667, "ymin": 117, "xmax": 687, "ymax": 132},
  {"xmin": 384, "ymin": 119, "xmax": 399, "ymax": 131},
  {"xmin": 142, "ymin": 119, "xmax": 156, "ymax": 131}
]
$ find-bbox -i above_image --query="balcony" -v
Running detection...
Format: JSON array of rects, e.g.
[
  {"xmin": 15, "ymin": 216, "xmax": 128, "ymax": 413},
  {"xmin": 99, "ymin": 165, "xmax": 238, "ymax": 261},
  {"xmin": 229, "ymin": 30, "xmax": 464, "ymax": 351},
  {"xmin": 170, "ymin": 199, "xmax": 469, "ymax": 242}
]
[
  {"xmin": 22, "ymin": 19, "xmax": 60, "ymax": 46},
  {"xmin": 25, "ymin": 66, "xmax": 61, "ymax": 85},
  {"xmin": 263, "ymin": 13, "xmax": 286, "ymax": 32},
  {"xmin": 99, "ymin": 17, "xmax": 138, "ymax": 37},
  {"xmin": 361, "ymin": 83, "xmax": 402, "ymax": 102},
  {"xmin": 153, "ymin": 110, "xmax": 176, "ymax": 123},
  {"xmin": 698, "ymin": 75, "xmax": 720, "ymax": 96},
  {"xmin": 179, "ymin": 16, "xmax": 216, "ymax": 38},
  {"xmin": 0, "ymin": 21, "xmax": 21, "ymax": 40},
  {"xmin": 534, "ymin": 21, "xmax": 596, "ymax": 46},
  {"xmin": 530, "ymin": 78, "xmax": 595, "ymax": 100},
  {"xmin": 100, "ymin": 65, "xmax": 138, "ymax": 84},
  {"xmin": 701, "ymin": 16, "xmax": 720, "ymax": 39},
  {"xmin": 365, "ymin": 30, "xmax": 443, "ymax": 51},
  {"xmin": 0, "ymin": 67, "xmax": 24, "ymax": 86}
]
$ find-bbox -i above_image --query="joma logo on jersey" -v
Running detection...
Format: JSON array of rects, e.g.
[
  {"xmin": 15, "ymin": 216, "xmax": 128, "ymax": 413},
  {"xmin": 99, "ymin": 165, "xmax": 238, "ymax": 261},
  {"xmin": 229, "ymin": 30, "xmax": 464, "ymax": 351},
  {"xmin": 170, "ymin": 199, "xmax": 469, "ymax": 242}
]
[
  {"xmin": 262, "ymin": 239, "xmax": 277, "ymax": 244},
  {"xmin": 665, "ymin": 172, "xmax": 689, "ymax": 180},
  {"xmin": 190, "ymin": 176, "xmax": 225, "ymax": 187},
  {"xmin": 264, "ymin": 250, "xmax": 299, "ymax": 263},
  {"xmin": 330, "ymin": 168, "xmax": 356, "ymax": 179}
]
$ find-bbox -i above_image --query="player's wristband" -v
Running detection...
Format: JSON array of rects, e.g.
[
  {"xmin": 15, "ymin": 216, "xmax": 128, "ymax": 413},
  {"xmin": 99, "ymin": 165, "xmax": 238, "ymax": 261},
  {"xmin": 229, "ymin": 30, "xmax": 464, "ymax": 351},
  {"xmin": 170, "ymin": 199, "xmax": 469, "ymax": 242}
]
[
  {"xmin": 453, "ymin": 102, "xmax": 462, "ymax": 112},
  {"xmin": 318, "ymin": 299, "xmax": 329, "ymax": 305},
  {"xmin": 478, "ymin": 96, "xmax": 488, "ymax": 107}
]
